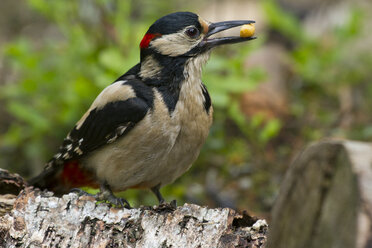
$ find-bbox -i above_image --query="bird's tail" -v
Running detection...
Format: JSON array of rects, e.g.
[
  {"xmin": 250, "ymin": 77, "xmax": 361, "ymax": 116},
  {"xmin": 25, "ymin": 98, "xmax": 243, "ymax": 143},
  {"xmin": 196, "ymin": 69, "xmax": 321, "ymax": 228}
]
[{"xmin": 28, "ymin": 159, "xmax": 70, "ymax": 196}]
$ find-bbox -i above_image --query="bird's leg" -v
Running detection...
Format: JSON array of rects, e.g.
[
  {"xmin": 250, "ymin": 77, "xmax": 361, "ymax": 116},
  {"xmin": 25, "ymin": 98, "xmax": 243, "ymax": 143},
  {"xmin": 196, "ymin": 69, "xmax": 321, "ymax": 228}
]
[
  {"xmin": 95, "ymin": 182, "xmax": 131, "ymax": 208},
  {"xmin": 151, "ymin": 184, "xmax": 177, "ymax": 209},
  {"xmin": 151, "ymin": 183, "xmax": 165, "ymax": 204},
  {"xmin": 71, "ymin": 183, "xmax": 130, "ymax": 208}
]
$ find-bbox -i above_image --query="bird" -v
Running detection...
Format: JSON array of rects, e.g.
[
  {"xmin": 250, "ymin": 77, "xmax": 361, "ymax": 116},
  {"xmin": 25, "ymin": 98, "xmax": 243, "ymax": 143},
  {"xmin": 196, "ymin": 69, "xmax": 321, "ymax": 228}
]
[{"xmin": 29, "ymin": 11, "xmax": 256, "ymax": 207}]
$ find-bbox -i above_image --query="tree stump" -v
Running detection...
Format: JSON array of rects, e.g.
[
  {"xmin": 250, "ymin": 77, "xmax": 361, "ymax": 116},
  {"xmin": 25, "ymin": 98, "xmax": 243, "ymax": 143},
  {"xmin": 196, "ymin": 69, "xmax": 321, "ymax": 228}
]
[
  {"xmin": 0, "ymin": 169, "xmax": 267, "ymax": 248},
  {"xmin": 267, "ymin": 140, "xmax": 372, "ymax": 248}
]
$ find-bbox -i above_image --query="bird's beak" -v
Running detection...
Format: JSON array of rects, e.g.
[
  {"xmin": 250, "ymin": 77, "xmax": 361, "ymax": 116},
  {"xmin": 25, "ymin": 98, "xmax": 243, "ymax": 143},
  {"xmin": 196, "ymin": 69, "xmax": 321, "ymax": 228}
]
[{"xmin": 200, "ymin": 20, "xmax": 256, "ymax": 48}]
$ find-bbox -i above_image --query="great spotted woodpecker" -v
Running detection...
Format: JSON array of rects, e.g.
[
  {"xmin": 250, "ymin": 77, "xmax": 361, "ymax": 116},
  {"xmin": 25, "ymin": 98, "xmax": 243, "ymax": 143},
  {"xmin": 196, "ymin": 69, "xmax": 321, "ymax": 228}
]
[{"xmin": 29, "ymin": 12, "xmax": 256, "ymax": 207}]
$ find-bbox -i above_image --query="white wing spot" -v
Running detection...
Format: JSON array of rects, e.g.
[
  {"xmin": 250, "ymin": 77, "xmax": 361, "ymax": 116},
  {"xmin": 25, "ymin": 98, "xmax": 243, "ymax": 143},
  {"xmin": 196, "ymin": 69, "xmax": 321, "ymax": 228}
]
[
  {"xmin": 107, "ymin": 135, "xmax": 118, "ymax": 144},
  {"xmin": 62, "ymin": 153, "xmax": 71, "ymax": 159},
  {"xmin": 66, "ymin": 144, "xmax": 72, "ymax": 151},
  {"xmin": 118, "ymin": 125, "xmax": 127, "ymax": 135},
  {"xmin": 74, "ymin": 147, "xmax": 83, "ymax": 155},
  {"xmin": 54, "ymin": 153, "xmax": 62, "ymax": 159},
  {"xmin": 45, "ymin": 163, "xmax": 52, "ymax": 170}
]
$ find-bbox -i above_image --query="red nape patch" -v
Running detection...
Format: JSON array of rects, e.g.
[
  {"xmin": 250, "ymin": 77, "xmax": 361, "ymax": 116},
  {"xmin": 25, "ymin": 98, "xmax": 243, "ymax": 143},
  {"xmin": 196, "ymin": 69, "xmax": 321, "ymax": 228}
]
[
  {"xmin": 60, "ymin": 161, "xmax": 98, "ymax": 188},
  {"xmin": 140, "ymin": 33, "xmax": 161, "ymax": 49}
]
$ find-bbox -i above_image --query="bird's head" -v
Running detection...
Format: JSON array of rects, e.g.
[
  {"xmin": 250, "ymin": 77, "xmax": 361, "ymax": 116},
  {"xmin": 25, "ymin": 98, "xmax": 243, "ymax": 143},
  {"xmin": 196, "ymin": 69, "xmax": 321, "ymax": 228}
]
[
  {"xmin": 139, "ymin": 12, "xmax": 255, "ymax": 79},
  {"xmin": 140, "ymin": 12, "xmax": 255, "ymax": 59}
]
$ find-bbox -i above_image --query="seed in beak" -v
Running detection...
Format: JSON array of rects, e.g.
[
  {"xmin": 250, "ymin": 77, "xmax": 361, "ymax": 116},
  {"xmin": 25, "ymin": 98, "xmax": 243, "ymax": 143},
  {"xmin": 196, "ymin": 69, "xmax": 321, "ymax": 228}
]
[{"xmin": 240, "ymin": 24, "xmax": 255, "ymax": 38}]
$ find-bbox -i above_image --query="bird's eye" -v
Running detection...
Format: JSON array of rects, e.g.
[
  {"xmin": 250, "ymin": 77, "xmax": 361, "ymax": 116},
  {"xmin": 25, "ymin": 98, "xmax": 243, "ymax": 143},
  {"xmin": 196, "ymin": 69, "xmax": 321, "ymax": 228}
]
[{"xmin": 185, "ymin": 27, "xmax": 200, "ymax": 38}]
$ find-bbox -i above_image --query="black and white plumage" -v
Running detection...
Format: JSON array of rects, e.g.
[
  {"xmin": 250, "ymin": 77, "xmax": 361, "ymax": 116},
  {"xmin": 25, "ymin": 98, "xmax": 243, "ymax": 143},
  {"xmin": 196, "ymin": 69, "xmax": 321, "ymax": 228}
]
[{"xmin": 29, "ymin": 12, "xmax": 256, "ymax": 206}]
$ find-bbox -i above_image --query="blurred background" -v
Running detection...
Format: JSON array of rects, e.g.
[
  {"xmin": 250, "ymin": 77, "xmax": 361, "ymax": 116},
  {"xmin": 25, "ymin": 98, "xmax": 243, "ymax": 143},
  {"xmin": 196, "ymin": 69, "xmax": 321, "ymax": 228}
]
[{"xmin": 1, "ymin": 0, "xmax": 372, "ymax": 217}]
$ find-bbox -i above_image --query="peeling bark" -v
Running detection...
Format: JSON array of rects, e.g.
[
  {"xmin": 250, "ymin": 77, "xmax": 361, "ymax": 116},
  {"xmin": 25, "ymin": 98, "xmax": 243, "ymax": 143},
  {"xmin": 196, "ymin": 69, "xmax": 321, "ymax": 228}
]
[{"xmin": 0, "ymin": 170, "xmax": 267, "ymax": 248}]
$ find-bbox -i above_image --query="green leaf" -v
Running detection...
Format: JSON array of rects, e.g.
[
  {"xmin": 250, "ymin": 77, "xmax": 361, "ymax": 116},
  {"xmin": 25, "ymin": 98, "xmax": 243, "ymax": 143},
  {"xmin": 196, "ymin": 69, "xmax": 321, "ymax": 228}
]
[
  {"xmin": 98, "ymin": 47, "xmax": 128, "ymax": 73},
  {"xmin": 261, "ymin": 0, "xmax": 304, "ymax": 42},
  {"xmin": 259, "ymin": 119, "xmax": 281, "ymax": 143},
  {"xmin": 7, "ymin": 102, "xmax": 49, "ymax": 131}
]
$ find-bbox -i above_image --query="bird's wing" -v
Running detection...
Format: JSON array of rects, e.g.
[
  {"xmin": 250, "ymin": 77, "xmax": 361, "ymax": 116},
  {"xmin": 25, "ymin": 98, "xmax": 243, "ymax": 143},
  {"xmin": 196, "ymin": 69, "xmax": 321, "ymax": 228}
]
[{"xmin": 46, "ymin": 78, "xmax": 154, "ymax": 169}]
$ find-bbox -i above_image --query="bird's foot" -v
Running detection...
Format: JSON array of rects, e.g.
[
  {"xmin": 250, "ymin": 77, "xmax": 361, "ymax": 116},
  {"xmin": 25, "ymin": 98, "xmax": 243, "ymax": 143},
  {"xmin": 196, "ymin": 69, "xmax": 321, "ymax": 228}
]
[
  {"xmin": 156, "ymin": 199, "xmax": 177, "ymax": 211},
  {"xmin": 96, "ymin": 192, "xmax": 131, "ymax": 208},
  {"xmin": 96, "ymin": 183, "xmax": 131, "ymax": 208},
  {"xmin": 70, "ymin": 188, "xmax": 94, "ymax": 197},
  {"xmin": 70, "ymin": 186, "xmax": 131, "ymax": 208},
  {"xmin": 150, "ymin": 184, "xmax": 177, "ymax": 209}
]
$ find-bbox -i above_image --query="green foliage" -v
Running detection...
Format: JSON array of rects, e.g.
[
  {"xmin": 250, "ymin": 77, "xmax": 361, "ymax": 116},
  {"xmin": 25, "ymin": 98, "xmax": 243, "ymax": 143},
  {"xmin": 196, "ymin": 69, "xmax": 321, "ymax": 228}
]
[
  {"xmin": 259, "ymin": 0, "xmax": 372, "ymax": 183},
  {"xmin": 1, "ymin": 0, "xmax": 266, "ymax": 207},
  {"xmin": 262, "ymin": 0, "xmax": 305, "ymax": 42},
  {"xmin": 197, "ymin": 0, "xmax": 371, "ymax": 211}
]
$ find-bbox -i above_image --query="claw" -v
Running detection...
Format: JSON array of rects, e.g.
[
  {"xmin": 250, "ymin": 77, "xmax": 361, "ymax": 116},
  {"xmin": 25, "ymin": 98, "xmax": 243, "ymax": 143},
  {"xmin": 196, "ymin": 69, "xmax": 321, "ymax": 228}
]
[
  {"xmin": 70, "ymin": 188, "xmax": 94, "ymax": 197},
  {"xmin": 105, "ymin": 193, "xmax": 131, "ymax": 208},
  {"xmin": 96, "ymin": 182, "xmax": 131, "ymax": 208},
  {"xmin": 159, "ymin": 199, "xmax": 177, "ymax": 209},
  {"xmin": 70, "ymin": 184, "xmax": 131, "ymax": 208},
  {"xmin": 151, "ymin": 184, "xmax": 177, "ymax": 209},
  {"xmin": 170, "ymin": 199, "xmax": 177, "ymax": 209}
]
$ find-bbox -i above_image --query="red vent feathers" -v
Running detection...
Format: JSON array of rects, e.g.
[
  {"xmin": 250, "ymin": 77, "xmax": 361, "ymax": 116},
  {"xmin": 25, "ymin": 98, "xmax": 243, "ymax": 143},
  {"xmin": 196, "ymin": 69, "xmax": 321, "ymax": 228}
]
[
  {"xmin": 60, "ymin": 160, "xmax": 98, "ymax": 188},
  {"xmin": 140, "ymin": 33, "xmax": 161, "ymax": 49}
]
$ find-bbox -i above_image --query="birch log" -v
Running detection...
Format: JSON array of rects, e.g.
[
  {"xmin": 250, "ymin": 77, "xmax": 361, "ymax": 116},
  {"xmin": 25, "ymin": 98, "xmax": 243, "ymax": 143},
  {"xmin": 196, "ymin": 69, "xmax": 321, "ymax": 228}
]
[{"xmin": 0, "ymin": 169, "xmax": 267, "ymax": 248}]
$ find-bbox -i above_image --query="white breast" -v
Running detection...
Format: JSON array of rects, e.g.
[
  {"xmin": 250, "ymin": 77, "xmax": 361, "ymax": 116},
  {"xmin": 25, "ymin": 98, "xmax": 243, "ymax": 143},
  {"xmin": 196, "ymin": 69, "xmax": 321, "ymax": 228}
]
[
  {"xmin": 82, "ymin": 53, "xmax": 213, "ymax": 191},
  {"xmin": 161, "ymin": 54, "xmax": 213, "ymax": 183}
]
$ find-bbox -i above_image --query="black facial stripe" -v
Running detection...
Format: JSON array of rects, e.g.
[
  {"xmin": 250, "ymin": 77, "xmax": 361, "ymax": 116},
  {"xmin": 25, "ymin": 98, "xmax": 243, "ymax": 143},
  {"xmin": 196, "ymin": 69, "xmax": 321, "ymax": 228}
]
[
  {"xmin": 116, "ymin": 56, "xmax": 186, "ymax": 115},
  {"xmin": 143, "ymin": 54, "xmax": 188, "ymax": 113},
  {"xmin": 201, "ymin": 83, "xmax": 212, "ymax": 114},
  {"xmin": 183, "ymin": 43, "xmax": 209, "ymax": 57},
  {"xmin": 157, "ymin": 83, "xmax": 182, "ymax": 113}
]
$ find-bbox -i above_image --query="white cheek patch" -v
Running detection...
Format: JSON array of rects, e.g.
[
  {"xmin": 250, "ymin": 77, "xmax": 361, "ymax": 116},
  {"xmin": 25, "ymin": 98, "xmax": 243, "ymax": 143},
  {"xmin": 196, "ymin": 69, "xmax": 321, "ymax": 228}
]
[
  {"xmin": 140, "ymin": 55, "xmax": 163, "ymax": 79},
  {"xmin": 150, "ymin": 32, "xmax": 203, "ymax": 57}
]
